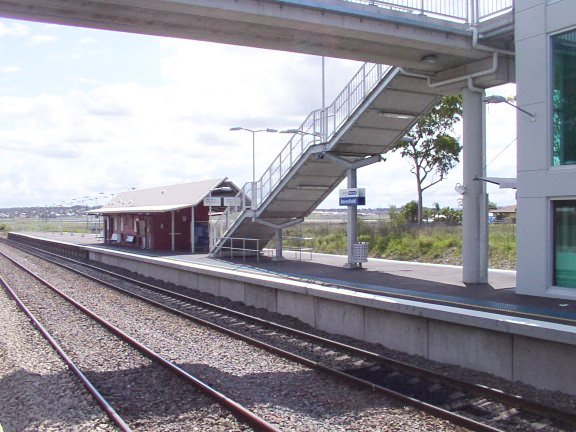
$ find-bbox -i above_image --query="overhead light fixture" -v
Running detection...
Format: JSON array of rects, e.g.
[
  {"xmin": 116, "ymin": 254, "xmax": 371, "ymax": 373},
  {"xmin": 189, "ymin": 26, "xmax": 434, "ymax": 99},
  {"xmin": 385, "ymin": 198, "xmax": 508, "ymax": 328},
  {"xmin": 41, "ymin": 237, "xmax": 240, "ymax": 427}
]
[
  {"xmin": 420, "ymin": 54, "xmax": 438, "ymax": 64},
  {"xmin": 280, "ymin": 128, "xmax": 323, "ymax": 137},
  {"xmin": 379, "ymin": 111, "xmax": 416, "ymax": 120},
  {"xmin": 483, "ymin": 95, "xmax": 536, "ymax": 121},
  {"xmin": 297, "ymin": 185, "xmax": 326, "ymax": 190}
]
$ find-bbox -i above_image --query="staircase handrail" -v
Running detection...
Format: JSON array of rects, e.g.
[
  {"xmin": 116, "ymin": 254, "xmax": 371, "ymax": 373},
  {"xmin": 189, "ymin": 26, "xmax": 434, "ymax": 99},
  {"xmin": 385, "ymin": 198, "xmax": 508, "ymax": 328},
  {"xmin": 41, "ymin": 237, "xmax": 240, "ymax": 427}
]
[
  {"xmin": 254, "ymin": 62, "xmax": 392, "ymax": 209},
  {"xmin": 211, "ymin": 62, "xmax": 393, "ymax": 247},
  {"xmin": 316, "ymin": 1, "xmax": 513, "ymax": 25}
]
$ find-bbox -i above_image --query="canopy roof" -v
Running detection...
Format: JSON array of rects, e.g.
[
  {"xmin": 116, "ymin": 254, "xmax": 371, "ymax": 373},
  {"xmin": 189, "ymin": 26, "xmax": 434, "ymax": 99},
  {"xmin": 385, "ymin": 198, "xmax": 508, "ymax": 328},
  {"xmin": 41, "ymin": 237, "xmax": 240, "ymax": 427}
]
[{"xmin": 89, "ymin": 178, "xmax": 237, "ymax": 215}]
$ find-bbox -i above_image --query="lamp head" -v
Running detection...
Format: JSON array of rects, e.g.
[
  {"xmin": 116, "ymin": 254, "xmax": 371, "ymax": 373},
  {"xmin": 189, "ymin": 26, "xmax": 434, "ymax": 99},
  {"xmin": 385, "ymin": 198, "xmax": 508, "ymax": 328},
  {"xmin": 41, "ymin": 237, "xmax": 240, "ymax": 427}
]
[{"xmin": 483, "ymin": 95, "xmax": 508, "ymax": 104}]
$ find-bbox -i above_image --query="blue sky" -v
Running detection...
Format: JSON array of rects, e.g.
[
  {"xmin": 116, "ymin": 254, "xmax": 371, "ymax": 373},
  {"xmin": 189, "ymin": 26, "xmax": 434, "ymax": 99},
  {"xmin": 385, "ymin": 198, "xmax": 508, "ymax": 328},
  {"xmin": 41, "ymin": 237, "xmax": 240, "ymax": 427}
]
[{"xmin": 0, "ymin": 17, "xmax": 517, "ymax": 210}]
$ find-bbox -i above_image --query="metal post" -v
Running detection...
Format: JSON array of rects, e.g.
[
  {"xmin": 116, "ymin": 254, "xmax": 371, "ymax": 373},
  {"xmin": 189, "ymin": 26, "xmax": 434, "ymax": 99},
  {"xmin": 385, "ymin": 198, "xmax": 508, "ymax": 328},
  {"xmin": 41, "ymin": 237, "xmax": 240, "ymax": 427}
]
[
  {"xmin": 322, "ymin": 56, "xmax": 326, "ymax": 111},
  {"xmin": 344, "ymin": 168, "xmax": 360, "ymax": 269},
  {"xmin": 252, "ymin": 130, "xmax": 256, "ymax": 212},
  {"xmin": 273, "ymin": 228, "xmax": 284, "ymax": 261},
  {"xmin": 462, "ymin": 87, "xmax": 488, "ymax": 283},
  {"xmin": 191, "ymin": 206, "xmax": 195, "ymax": 253},
  {"xmin": 171, "ymin": 210, "xmax": 175, "ymax": 252}
]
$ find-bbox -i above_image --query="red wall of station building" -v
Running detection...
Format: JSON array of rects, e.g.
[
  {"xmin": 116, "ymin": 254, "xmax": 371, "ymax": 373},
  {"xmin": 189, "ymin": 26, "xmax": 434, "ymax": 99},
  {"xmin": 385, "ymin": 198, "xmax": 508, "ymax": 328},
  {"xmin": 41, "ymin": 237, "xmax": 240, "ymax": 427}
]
[{"xmin": 105, "ymin": 205, "xmax": 209, "ymax": 251}]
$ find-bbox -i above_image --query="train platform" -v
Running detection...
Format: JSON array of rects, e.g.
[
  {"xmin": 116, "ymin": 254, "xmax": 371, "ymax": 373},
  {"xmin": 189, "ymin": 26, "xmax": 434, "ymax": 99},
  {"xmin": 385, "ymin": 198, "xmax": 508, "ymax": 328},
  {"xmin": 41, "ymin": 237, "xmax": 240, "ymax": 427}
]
[
  {"xmin": 15, "ymin": 231, "xmax": 576, "ymax": 326},
  {"xmin": 7, "ymin": 231, "xmax": 576, "ymax": 395}
]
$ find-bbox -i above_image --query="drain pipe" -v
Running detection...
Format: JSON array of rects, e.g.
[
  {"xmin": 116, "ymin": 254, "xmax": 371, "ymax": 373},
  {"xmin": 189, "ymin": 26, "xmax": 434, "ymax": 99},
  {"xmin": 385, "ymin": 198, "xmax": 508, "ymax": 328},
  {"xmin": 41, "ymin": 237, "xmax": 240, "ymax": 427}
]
[
  {"xmin": 468, "ymin": 26, "xmax": 515, "ymax": 56},
  {"xmin": 399, "ymin": 52, "xmax": 498, "ymax": 92},
  {"xmin": 399, "ymin": 23, "xmax": 515, "ymax": 93}
]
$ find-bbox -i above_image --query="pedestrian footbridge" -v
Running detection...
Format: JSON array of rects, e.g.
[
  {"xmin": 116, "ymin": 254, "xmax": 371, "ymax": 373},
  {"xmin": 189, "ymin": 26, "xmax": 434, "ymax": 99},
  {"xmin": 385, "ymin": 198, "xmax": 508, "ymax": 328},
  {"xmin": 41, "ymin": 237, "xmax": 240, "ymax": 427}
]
[
  {"xmin": 210, "ymin": 64, "xmax": 446, "ymax": 256},
  {"xmin": 0, "ymin": 0, "xmax": 517, "ymax": 281}
]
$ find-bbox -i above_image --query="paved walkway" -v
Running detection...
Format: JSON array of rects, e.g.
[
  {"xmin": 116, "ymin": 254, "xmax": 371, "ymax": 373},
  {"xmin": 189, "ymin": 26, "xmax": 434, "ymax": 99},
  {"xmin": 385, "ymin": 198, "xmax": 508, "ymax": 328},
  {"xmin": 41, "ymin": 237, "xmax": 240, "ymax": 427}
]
[{"xmin": 22, "ymin": 232, "xmax": 576, "ymax": 324}]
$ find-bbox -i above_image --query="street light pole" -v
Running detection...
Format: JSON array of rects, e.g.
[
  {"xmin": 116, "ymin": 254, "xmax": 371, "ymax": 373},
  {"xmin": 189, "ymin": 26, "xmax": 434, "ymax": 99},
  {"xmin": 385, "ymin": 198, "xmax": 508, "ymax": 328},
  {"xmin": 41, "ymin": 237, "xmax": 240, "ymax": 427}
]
[{"xmin": 229, "ymin": 127, "xmax": 277, "ymax": 213}]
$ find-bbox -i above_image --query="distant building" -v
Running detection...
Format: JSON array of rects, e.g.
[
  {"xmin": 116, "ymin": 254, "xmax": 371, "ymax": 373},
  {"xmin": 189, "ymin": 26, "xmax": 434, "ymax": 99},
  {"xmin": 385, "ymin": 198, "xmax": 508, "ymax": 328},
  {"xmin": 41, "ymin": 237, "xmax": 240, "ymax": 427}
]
[
  {"xmin": 491, "ymin": 205, "xmax": 516, "ymax": 224},
  {"xmin": 89, "ymin": 178, "xmax": 240, "ymax": 252}
]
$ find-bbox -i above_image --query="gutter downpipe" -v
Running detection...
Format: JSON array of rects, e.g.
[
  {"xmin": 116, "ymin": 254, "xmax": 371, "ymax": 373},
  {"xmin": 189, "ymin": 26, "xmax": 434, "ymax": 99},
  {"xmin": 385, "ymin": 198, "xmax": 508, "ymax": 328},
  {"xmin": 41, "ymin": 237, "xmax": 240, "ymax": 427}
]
[
  {"xmin": 468, "ymin": 26, "xmax": 515, "ymax": 56},
  {"xmin": 398, "ymin": 23, "xmax": 516, "ymax": 92},
  {"xmin": 399, "ymin": 51, "xmax": 498, "ymax": 93}
]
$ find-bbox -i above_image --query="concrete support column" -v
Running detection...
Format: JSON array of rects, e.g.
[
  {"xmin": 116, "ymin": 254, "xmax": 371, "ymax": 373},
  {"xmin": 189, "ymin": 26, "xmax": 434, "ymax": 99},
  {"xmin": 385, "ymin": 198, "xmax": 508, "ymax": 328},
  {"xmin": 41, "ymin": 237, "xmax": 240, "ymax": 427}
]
[
  {"xmin": 345, "ymin": 168, "xmax": 361, "ymax": 269},
  {"xmin": 273, "ymin": 228, "xmax": 284, "ymax": 261},
  {"xmin": 462, "ymin": 87, "xmax": 488, "ymax": 283}
]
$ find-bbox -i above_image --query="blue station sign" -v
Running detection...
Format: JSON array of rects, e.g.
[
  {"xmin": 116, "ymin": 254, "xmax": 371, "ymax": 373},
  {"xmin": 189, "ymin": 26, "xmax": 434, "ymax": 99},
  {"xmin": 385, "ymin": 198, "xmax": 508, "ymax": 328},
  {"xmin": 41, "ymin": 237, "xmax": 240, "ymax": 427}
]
[{"xmin": 339, "ymin": 188, "xmax": 366, "ymax": 206}]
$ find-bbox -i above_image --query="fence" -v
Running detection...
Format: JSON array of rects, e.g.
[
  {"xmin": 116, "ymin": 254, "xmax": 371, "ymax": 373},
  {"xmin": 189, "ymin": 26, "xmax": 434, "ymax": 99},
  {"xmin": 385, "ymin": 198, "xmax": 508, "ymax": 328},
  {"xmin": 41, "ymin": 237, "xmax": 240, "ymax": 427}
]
[{"xmin": 334, "ymin": 0, "xmax": 513, "ymax": 24}]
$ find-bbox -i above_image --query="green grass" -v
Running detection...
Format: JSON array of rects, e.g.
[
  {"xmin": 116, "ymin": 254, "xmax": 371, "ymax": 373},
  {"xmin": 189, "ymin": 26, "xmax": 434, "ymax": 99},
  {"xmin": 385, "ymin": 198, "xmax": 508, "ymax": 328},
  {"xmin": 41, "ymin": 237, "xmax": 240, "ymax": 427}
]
[
  {"xmin": 286, "ymin": 221, "xmax": 516, "ymax": 270},
  {"xmin": 0, "ymin": 218, "xmax": 97, "ymax": 234}
]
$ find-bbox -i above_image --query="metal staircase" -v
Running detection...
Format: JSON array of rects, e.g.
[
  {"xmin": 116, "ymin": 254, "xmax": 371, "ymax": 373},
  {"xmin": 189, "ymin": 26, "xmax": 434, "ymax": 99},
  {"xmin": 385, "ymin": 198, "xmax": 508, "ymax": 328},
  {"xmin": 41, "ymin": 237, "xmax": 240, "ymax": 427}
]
[{"xmin": 210, "ymin": 63, "xmax": 445, "ymax": 256}]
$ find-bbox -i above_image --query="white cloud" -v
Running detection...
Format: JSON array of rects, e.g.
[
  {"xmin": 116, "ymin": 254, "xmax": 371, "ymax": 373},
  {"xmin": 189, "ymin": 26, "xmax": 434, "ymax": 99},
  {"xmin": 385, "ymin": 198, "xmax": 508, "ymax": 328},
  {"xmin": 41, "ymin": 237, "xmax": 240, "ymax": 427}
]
[
  {"xmin": 0, "ymin": 21, "xmax": 29, "ymax": 39},
  {"xmin": 0, "ymin": 66, "xmax": 20, "ymax": 74},
  {"xmin": 28, "ymin": 34, "xmax": 58, "ymax": 45},
  {"xmin": 0, "ymin": 22, "xmax": 518, "ymax": 211}
]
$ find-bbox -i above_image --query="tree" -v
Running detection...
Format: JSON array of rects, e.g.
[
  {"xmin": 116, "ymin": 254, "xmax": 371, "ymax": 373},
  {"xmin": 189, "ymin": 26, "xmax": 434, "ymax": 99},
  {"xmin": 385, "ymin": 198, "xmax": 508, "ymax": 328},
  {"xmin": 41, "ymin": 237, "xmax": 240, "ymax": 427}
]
[
  {"xmin": 401, "ymin": 200, "xmax": 418, "ymax": 223},
  {"xmin": 392, "ymin": 96, "xmax": 463, "ymax": 224}
]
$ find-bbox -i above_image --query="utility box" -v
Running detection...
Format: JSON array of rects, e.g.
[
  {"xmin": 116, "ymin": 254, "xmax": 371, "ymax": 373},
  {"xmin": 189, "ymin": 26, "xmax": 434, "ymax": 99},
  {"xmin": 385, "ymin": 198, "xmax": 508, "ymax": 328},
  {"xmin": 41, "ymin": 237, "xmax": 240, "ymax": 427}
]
[{"xmin": 352, "ymin": 242, "xmax": 369, "ymax": 263}]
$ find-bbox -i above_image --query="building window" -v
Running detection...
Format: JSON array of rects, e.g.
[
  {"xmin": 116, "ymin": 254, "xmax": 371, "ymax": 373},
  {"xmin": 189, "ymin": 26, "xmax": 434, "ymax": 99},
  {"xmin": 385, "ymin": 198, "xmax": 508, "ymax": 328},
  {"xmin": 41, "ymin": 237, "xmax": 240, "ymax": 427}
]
[
  {"xmin": 552, "ymin": 29, "xmax": 576, "ymax": 166},
  {"xmin": 554, "ymin": 200, "xmax": 576, "ymax": 288}
]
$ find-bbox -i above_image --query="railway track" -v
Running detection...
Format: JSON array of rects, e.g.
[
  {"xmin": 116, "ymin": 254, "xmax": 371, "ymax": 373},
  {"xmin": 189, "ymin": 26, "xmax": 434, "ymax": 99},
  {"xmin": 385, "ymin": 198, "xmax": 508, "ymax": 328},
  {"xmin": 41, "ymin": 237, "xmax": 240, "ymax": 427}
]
[
  {"xmin": 2, "ymin": 238, "xmax": 576, "ymax": 431},
  {"xmin": 0, "ymin": 247, "xmax": 278, "ymax": 432}
]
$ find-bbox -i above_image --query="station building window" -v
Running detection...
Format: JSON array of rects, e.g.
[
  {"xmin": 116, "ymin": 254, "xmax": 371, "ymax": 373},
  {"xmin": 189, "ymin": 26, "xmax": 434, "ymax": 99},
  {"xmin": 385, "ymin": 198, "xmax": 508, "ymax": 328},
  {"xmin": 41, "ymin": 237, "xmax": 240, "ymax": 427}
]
[
  {"xmin": 554, "ymin": 200, "xmax": 576, "ymax": 288},
  {"xmin": 552, "ymin": 29, "xmax": 576, "ymax": 166}
]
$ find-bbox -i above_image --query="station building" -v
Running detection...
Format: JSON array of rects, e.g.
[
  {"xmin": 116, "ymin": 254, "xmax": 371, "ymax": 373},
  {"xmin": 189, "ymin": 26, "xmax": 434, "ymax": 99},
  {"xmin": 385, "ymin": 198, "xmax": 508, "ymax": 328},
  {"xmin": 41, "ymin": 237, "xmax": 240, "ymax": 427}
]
[{"xmin": 91, "ymin": 178, "xmax": 239, "ymax": 253}]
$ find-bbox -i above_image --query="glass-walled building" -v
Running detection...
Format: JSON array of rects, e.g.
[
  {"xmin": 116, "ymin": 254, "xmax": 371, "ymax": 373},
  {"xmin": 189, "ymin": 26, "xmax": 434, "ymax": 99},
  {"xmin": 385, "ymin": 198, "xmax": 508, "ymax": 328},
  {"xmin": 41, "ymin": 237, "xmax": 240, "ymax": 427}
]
[
  {"xmin": 552, "ymin": 29, "xmax": 576, "ymax": 167},
  {"xmin": 516, "ymin": 1, "xmax": 576, "ymax": 298}
]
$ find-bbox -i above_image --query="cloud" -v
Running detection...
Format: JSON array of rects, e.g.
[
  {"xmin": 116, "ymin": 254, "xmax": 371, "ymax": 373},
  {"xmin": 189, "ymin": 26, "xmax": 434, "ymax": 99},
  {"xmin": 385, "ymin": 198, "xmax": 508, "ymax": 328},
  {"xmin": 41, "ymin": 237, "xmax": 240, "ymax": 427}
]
[
  {"xmin": 0, "ymin": 21, "xmax": 518, "ymax": 210},
  {"xmin": 27, "ymin": 34, "xmax": 58, "ymax": 45},
  {"xmin": 0, "ymin": 21, "xmax": 29, "ymax": 39},
  {"xmin": 0, "ymin": 66, "xmax": 20, "ymax": 74}
]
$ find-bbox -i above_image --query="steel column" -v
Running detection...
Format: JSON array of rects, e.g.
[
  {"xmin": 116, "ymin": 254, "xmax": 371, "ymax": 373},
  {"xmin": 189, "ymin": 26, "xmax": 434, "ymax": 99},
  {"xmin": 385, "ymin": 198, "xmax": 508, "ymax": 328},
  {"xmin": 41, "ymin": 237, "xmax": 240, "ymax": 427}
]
[
  {"xmin": 345, "ymin": 168, "xmax": 361, "ymax": 269},
  {"xmin": 191, "ymin": 207, "xmax": 195, "ymax": 253},
  {"xmin": 171, "ymin": 210, "xmax": 175, "ymax": 252}
]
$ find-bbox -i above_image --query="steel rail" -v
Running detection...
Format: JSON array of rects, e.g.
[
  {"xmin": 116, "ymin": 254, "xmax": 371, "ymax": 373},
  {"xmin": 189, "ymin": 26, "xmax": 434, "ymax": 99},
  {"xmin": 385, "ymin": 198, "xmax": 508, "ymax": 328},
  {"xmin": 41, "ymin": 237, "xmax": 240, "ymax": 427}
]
[
  {"xmin": 0, "ymin": 273, "xmax": 132, "ymax": 432},
  {"xmin": 7, "ymin": 238, "xmax": 576, "ymax": 427},
  {"xmin": 0, "ymin": 242, "xmax": 513, "ymax": 432},
  {"xmin": 0, "ymin": 248, "xmax": 281, "ymax": 432},
  {"xmin": 5, "ymin": 237, "xmax": 576, "ymax": 429}
]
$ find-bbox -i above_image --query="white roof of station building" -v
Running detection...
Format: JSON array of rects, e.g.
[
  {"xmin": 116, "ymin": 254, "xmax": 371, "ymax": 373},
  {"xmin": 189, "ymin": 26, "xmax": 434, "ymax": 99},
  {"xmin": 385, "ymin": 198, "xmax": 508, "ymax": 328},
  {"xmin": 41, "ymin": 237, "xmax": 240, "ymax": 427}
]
[{"xmin": 89, "ymin": 178, "xmax": 238, "ymax": 215}]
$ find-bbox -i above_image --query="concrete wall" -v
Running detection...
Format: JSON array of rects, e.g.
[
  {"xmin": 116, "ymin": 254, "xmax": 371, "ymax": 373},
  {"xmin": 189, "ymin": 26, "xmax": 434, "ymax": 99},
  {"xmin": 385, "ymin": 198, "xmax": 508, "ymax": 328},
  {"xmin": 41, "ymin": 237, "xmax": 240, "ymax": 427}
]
[
  {"xmin": 85, "ymin": 244, "xmax": 576, "ymax": 396},
  {"xmin": 516, "ymin": 0, "xmax": 576, "ymax": 299},
  {"xmin": 9, "ymin": 233, "xmax": 576, "ymax": 396}
]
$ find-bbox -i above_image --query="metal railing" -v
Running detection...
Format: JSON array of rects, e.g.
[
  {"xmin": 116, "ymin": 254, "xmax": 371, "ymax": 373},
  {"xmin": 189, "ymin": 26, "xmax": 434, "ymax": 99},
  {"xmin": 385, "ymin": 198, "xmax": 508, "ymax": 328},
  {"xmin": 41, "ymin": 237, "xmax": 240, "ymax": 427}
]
[
  {"xmin": 210, "ymin": 0, "xmax": 514, "ymax": 252},
  {"xmin": 214, "ymin": 237, "xmax": 262, "ymax": 261},
  {"xmin": 267, "ymin": 236, "xmax": 315, "ymax": 261},
  {"xmin": 333, "ymin": 0, "xmax": 513, "ymax": 24},
  {"xmin": 211, "ymin": 62, "xmax": 393, "ymax": 250}
]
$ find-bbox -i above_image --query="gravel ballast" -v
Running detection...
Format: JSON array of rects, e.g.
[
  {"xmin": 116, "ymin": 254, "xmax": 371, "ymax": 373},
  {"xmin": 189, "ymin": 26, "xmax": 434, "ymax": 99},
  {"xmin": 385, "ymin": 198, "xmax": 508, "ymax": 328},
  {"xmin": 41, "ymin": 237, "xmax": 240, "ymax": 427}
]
[
  {"xmin": 0, "ymin": 273, "xmax": 117, "ymax": 431},
  {"xmin": 0, "ymin": 253, "xmax": 253, "ymax": 432},
  {"xmin": 3, "ymin": 239, "xmax": 576, "ymax": 430},
  {"xmin": 0, "ymin": 242, "xmax": 470, "ymax": 431}
]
